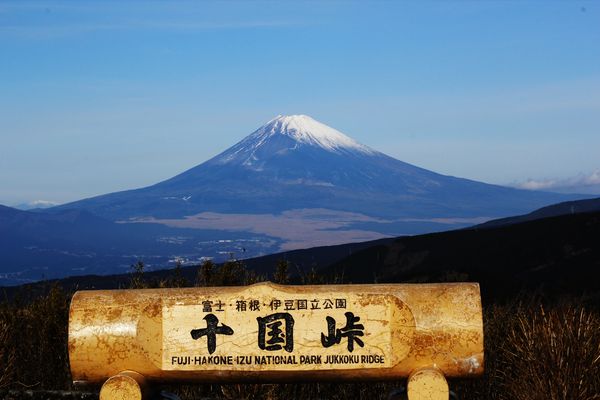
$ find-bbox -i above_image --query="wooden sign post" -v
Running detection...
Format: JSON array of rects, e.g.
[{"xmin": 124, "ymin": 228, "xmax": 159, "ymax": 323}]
[{"xmin": 69, "ymin": 282, "xmax": 484, "ymax": 400}]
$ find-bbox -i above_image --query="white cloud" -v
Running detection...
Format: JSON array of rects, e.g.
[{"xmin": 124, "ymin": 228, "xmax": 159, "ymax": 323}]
[
  {"xmin": 30, "ymin": 199, "xmax": 60, "ymax": 207},
  {"xmin": 517, "ymin": 179, "xmax": 557, "ymax": 191},
  {"xmin": 12, "ymin": 199, "xmax": 61, "ymax": 210},
  {"xmin": 514, "ymin": 169, "xmax": 600, "ymax": 192}
]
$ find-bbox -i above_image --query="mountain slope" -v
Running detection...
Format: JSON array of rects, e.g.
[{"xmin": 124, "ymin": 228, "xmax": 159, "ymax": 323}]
[{"xmin": 55, "ymin": 115, "xmax": 581, "ymax": 223}]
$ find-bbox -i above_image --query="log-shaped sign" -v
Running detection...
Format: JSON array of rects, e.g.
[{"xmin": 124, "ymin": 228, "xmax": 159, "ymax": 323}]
[{"xmin": 69, "ymin": 282, "xmax": 483, "ymax": 399}]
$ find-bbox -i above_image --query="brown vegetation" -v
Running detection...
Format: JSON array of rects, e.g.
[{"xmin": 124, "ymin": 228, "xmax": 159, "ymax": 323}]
[{"xmin": 1, "ymin": 259, "xmax": 599, "ymax": 399}]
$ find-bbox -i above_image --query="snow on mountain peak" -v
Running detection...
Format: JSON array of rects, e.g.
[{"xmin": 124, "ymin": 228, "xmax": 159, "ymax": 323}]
[
  {"xmin": 212, "ymin": 115, "xmax": 376, "ymax": 167},
  {"xmin": 253, "ymin": 114, "xmax": 374, "ymax": 154}
]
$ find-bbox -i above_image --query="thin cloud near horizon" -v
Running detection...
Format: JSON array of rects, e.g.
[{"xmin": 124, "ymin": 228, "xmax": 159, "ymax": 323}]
[{"xmin": 513, "ymin": 170, "xmax": 600, "ymax": 192}]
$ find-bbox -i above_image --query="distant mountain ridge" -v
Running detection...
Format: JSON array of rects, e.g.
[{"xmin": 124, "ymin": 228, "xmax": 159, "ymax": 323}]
[
  {"xmin": 0, "ymin": 204, "xmax": 282, "ymax": 285},
  {"xmin": 475, "ymin": 197, "xmax": 600, "ymax": 228}
]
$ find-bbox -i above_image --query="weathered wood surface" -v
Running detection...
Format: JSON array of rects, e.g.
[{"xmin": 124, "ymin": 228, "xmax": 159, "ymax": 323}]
[
  {"xmin": 69, "ymin": 282, "xmax": 483, "ymax": 384},
  {"xmin": 407, "ymin": 368, "xmax": 449, "ymax": 400}
]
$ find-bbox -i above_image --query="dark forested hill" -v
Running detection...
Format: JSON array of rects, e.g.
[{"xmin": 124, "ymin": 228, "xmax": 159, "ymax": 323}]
[{"xmin": 324, "ymin": 210, "xmax": 600, "ymax": 301}]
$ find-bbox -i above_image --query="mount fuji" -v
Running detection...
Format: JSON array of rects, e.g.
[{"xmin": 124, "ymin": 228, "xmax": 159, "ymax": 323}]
[
  {"xmin": 2, "ymin": 115, "xmax": 589, "ymax": 284},
  {"xmin": 53, "ymin": 115, "xmax": 581, "ymax": 246}
]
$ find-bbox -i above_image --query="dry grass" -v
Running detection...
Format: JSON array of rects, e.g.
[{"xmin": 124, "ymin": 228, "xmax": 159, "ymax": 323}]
[
  {"xmin": 0, "ymin": 318, "xmax": 15, "ymax": 388},
  {"xmin": 495, "ymin": 304, "xmax": 600, "ymax": 400},
  {"xmin": 0, "ymin": 284, "xmax": 71, "ymax": 390}
]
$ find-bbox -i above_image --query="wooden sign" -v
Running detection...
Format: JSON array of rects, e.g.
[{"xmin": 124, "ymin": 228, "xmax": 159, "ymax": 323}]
[{"xmin": 69, "ymin": 282, "xmax": 484, "ymax": 400}]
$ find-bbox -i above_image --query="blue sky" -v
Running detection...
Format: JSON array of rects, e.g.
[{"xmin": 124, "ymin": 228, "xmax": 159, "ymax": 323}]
[{"xmin": 1, "ymin": 0, "xmax": 599, "ymax": 205}]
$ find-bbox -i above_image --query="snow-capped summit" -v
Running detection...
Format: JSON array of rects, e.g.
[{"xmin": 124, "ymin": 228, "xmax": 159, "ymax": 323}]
[
  {"xmin": 255, "ymin": 114, "xmax": 374, "ymax": 154},
  {"xmin": 212, "ymin": 115, "xmax": 375, "ymax": 167}
]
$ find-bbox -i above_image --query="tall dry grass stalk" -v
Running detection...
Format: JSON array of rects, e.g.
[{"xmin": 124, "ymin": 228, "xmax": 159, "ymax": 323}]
[
  {"xmin": 0, "ymin": 318, "xmax": 15, "ymax": 388},
  {"xmin": 496, "ymin": 304, "xmax": 600, "ymax": 400}
]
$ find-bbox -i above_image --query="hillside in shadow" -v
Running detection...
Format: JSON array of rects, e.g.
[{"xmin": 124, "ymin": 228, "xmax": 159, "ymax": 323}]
[{"xmin": 324, "ymin": 210, "xmax": 600, "ymax": 302}]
